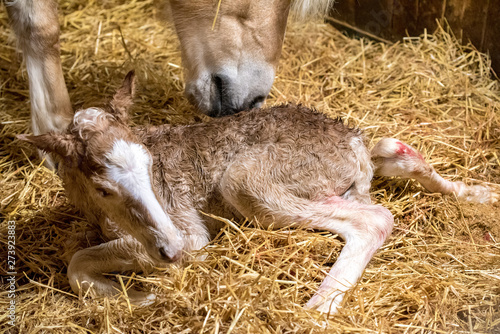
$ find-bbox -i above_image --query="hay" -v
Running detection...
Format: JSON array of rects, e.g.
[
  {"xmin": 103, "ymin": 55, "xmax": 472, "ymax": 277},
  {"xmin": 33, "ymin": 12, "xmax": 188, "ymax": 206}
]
[{"xmin": 1, "ymin": 0, "xmax": 499, "ymax": 332}]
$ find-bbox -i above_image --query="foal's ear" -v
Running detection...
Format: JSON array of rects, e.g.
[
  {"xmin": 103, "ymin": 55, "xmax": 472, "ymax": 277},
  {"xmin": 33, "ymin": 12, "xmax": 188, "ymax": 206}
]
[
  {"xmin": 110, "ymin": 70, "xmax": 136, "ymax": 121},
  {"xmin": 17, "ymin": 133, "xmax": 82, "ymax": 163}
]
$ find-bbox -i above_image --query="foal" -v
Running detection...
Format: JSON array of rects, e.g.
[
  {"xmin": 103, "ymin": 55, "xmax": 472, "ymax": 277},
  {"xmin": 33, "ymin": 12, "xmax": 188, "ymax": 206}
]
[{"xmin": 19, "ymin": 72, "xmax": 498, "ymax": 314}]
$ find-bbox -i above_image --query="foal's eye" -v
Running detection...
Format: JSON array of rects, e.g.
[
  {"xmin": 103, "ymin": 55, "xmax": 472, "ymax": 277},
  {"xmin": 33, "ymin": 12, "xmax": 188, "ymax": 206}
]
[{"xmin": 96, "ymin": 188, "xmax": 113, "ymax": 198}]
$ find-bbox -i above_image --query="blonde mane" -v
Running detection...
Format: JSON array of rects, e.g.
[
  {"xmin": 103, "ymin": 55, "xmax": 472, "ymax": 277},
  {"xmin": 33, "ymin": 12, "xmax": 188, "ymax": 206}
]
[{"xmin": 290, "ymin": 0, "xmax": 335, "ymax": 20}]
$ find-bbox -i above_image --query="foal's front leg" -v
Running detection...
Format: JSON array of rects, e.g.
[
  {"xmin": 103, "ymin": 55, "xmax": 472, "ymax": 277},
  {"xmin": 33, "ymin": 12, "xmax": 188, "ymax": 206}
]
[
  {"xmin": 5, "ymin": 0, "xmax": 72, "ymax": 168},
  {"xmin": 68, "ymin": 236, "xmax": 156, "ymax": 306},
  {"xmin": 167, "ymin": 207, "xmax": 212, "ymax": 259}
]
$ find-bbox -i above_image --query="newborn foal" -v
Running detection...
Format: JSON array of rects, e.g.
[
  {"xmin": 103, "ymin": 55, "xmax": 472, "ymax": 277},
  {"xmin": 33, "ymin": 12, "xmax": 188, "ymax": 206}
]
[{"xmin": 19, "ymin": 72, "xmax": 497, "ymax": 314}]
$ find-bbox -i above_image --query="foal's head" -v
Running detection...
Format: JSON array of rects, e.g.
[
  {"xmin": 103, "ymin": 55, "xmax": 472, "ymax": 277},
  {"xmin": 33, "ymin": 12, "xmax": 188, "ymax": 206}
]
[
  {"xmin": 167, "ymin": 0, "xmax": 333, "ymax": 117},
  {"xmin": 19, "ymin": 71, "xmax": 184, "ymax": 263}
]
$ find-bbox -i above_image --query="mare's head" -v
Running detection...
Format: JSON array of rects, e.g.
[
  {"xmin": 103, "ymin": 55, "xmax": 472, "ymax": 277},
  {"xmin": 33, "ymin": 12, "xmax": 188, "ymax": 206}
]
[
  {"xmin": 168, "ymin": 0, "xmax": 333, "ymax": 116},
  {"xmin": 19, "ymin": 71, "xmax": 183, "ymax": 263}
]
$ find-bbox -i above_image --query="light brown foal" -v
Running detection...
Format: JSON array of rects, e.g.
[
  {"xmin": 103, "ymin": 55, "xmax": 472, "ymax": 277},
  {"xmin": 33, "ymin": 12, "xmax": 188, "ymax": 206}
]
[{"xmin": 19, "ymin": 72, "xmax": 498, "ymax": 314}]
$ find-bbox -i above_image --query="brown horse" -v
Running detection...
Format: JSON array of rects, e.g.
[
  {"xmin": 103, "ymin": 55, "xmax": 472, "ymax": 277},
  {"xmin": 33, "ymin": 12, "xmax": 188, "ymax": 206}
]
[{"xmin": 5, "ymin": 0, "xmax": 334, "ymax": 166}]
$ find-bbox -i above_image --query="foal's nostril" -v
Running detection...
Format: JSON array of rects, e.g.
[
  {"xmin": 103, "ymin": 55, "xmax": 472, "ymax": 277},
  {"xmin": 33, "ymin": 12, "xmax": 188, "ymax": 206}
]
[
  {"xmin": 249, "ymin": 95, "xmax": 267, "ymax": 109},
  {"xmin": 159, "ymin": 247, "xmax": 169, "ymax": 260},
  {"xmin": 158, "ymin": 246, "xmax": 181, "ymax": 263}
]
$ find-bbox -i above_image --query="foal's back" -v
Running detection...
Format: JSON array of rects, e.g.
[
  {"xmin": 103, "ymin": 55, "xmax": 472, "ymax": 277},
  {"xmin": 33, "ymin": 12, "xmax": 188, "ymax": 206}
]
[{"xmin": 134, "ymin": 105, "xmax": 372, "ymax": 217}]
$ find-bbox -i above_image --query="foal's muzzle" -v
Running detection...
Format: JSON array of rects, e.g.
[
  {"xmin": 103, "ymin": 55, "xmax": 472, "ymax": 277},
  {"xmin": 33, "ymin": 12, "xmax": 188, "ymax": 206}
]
[
  {"xmin": 157, "ymin": 246, "xmax": 182, "ymax": 263},
  {"xmin": 146, "ymin": 235, "xmax": 184, "ymax": 264}
]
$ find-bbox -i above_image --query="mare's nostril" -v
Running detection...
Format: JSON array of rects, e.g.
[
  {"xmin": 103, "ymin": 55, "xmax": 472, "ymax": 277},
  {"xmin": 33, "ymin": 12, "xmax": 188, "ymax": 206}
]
[
  {"xmin": 210, "ymin": 74, "xmax": 266, "ymax": 116},
  {"xmin": 249, "ymin": 95, "xmax": 266, "ymax": 109},
  {"xmin": 210, "ymin": 74, "xmax": 227, "ymax": 117},
  {"xmin": 213, "ymin": 74, "xmax": 224, "ymax": 95}
]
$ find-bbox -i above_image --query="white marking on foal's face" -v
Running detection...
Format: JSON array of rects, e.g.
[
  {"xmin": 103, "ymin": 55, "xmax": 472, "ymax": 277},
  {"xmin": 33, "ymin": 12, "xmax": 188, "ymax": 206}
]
[
  {"xmin": 105, "ymin": 139, "xmax": 153, "ymax": 200},
  {"xmin": 105, "ymin": 140, "xmax": 171, "ymax": 230},
  {"xmin": 104, "ymin": 139, "xmax": 183, "ymax": 261}
]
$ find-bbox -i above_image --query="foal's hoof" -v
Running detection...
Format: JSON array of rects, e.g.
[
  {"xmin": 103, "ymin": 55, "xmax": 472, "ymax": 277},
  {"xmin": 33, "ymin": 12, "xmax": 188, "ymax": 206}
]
[
  {"xmin": 456, "ymin": 183, "xmax": 500, "ymax": 204},
  {"xmin": 127, "ymin": 290, "xmax": 156, "ymax": 307},
  {"xmin": 306, "ymin": 300, "xmax": 340, "ymax": 315},
  {"xmin": 304, "ymin": 293, "xmax": 342, "ymax": 315}
]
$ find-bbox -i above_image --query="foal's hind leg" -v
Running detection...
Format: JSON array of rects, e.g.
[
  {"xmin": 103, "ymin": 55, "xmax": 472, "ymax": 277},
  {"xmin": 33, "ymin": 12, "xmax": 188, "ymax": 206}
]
[
  {"xmin": 372, "ymin": 138, "xmax": 498, "ymax": 203},
  {"xmin": 5, "ymin": 0, "xmax": 72, "ymax": 168},
  {"xmin": 302, "ymin": 199, "xmax": 393, "ymax": 314},
  {"xmin": 68, "ymin": 236, "xmax": 156, "ymax": 306},
  {"xmin": 221, "ymin": 178, "xmax": 393, "ymax": 314}
]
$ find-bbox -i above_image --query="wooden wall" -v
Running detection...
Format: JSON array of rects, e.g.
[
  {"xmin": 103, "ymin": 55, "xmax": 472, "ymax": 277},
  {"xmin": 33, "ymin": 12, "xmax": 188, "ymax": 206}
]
[{"xmin": 328, "ymin": 0, "xmax": 500, "ymax": 75}]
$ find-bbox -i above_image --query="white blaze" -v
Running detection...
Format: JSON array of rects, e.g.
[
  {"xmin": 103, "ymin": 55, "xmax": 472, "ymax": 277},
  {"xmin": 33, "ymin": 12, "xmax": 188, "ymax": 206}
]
[{"xmin": 105, "ymin": 139, "xmax": 175, "ymax": 234}]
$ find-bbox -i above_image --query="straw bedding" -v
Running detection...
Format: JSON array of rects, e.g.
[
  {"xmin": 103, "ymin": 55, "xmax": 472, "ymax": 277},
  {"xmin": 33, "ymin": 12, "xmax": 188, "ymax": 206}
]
[{"xmin": 1, "ymin": 0, "xmax": 499, "ymax": 333}]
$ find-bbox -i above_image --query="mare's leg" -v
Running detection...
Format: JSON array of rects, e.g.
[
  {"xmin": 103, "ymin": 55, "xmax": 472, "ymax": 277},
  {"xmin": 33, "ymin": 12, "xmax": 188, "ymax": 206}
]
[
  {"xmin": 221, "ymin": 166, "xmax": 393, "ymax": 314},
  {"xmin": 5, "ymin": 0, "xmax": 72, "ymax": 168},
  {"xmin": 68, "ymin": 236, "xmax": 157, "ymax": 306},
  {"xmin": 372, "ymin": 138, "xmax": 498, "ymax": 204}
]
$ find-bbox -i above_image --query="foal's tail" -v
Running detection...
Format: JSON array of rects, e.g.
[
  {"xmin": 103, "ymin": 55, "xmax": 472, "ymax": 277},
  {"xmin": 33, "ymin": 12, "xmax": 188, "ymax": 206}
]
[{"xmin": 371, "ymin": 138, "xmax": 498, "ymax": 204}]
